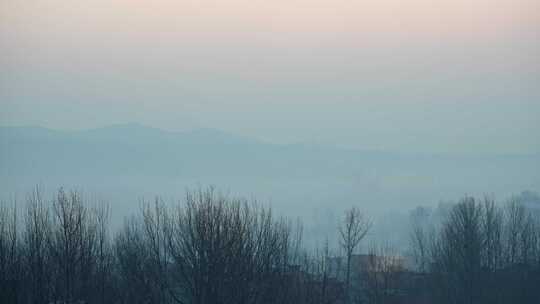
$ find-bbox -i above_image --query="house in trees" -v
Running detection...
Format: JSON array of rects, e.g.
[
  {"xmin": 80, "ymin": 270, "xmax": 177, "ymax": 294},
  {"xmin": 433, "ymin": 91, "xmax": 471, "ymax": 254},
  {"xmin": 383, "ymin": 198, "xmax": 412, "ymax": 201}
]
[{"xmin": 326, "ymin": 254, "xmax": 407, "ymax": 280}]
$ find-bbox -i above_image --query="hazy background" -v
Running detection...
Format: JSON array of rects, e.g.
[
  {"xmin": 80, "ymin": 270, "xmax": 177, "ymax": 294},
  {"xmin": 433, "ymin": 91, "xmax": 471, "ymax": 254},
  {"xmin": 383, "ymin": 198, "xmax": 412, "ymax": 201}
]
[
  {"xmin": 1, "ymin": 0, "xmax": 539, "ymax": 246},
  {"xmin": 2, "ymin": 0, "xmax": 539, "ymax": 153}
]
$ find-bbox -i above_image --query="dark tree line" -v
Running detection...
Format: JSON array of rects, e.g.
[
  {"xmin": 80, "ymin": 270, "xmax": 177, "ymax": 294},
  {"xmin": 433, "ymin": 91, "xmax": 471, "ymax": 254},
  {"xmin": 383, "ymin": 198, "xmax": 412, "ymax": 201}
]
[
  {"xmin": 0, "ymin": 188, "xmax": 115, "ymax": 304},
  {"xmin": 410, "ymin": 197, "xmax": 540, "ymax": 304},
  {"xmin": 0, "ymin": 187, "xmax": 343, "ymax": 304},
  {"xmin": 2, "ymin": 187, "xmax": 539, "ymax": 304}
]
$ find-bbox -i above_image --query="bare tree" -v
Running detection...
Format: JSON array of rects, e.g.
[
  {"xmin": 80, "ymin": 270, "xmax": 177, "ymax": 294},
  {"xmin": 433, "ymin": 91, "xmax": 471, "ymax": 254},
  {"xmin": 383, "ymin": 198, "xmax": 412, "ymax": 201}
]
[
  {"xmin": 23, "ymin": 187, "xmax": 52, "ymax": 304},
  {"xmin": 0, "ymin": 200, "xmax": 22, "ymax": 303},
  {"xmin": 141, "ymin": 197, "xmax": 170, "ymax": 304},
  {"xmin": 115, "ymin": 215, "xmax": 163, "ymax": 304},
  {"xmin": 409, "ymin": 206, "xmax": 433, "ymax": 273},
  {"xmin": 505, "ymin": 199, "xmax": 527, "ymax": 265},
  {"xmin": 482, "ymin": 197, "xmax": 504, "ymax": 271},
  {"xmin": 165, "ymin": 187, "xmax": 300, "ymax": 304},
  {"xmin": 339, "ymin": 207, "xmax": 372, "ymax": 303},
  {"xmin": 95, "ymin": 201, "xmax": 113, "ymax": 304},
  {"xmin": 434, "ymin": 197, "xmax": 484, "ymax": 304},
  {"xmin": 477, "ymin": 197, "xmax": 505, "ymax": 303},
  {"xmin": 49, "ymin": 188, "xmax": 92, "ymax": 303}
]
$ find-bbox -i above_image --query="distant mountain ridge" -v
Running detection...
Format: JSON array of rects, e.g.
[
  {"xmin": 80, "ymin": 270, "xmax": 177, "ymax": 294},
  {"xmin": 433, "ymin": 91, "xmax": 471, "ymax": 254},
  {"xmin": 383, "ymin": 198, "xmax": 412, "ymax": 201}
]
[
  {"xmin": 0, "ymin": 123, "xmax": 259, "ymax": 145},
  {"xmin": 1, "ymin": 124, "xmax": 539, "ymax": 216}
]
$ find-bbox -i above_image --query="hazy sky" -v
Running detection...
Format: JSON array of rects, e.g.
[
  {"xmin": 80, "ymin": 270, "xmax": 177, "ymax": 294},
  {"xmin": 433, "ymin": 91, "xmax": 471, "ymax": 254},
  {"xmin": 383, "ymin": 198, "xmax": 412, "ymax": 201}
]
[{"xmin": 1, "ymin": 0, "xmax": 539, "ymax": 153}]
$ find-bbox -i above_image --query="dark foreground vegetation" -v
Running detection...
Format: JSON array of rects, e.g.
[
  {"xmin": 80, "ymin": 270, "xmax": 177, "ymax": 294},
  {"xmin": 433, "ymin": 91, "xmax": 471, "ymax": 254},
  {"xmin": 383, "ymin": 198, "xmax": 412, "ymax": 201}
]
[{"xmin": 1, "ymin": 187, "xmax": 539, "ymax": 304}]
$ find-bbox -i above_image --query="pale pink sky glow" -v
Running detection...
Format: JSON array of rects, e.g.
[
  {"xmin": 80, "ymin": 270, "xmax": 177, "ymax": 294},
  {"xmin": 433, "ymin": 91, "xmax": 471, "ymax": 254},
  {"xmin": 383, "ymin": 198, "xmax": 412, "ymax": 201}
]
[{"xmin": 1, "ymin": 0, "xmax": 539, "ymax": 153}]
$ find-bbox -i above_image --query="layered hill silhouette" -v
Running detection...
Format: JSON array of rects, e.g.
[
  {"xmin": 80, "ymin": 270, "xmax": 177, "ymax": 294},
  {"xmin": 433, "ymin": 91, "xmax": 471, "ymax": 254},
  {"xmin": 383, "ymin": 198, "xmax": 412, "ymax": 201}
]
[{"xmin": 1, "ymin": 123, "xmax": 539, "ymax": 217}]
